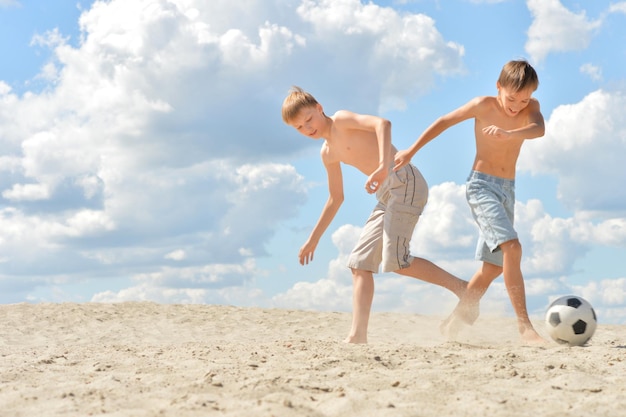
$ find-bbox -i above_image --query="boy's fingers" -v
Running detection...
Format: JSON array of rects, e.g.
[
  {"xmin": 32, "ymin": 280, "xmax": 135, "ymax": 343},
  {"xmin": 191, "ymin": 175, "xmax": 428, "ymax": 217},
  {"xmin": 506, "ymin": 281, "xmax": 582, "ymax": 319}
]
[{"xmin": 299, "ymin": 251, "xmax": 313, "ymax": 265}]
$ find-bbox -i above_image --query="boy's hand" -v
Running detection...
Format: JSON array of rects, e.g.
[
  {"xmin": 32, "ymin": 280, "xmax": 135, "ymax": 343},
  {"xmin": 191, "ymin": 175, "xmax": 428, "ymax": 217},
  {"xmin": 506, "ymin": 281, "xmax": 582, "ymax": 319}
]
[
  {"xmin": 299, "ymin": 240, "xmax": 316, "ymax": 265},
  {"xmin": 482, "ymin": 125, "xmax": 510, "ymax": 139},
  {"xmin": 393, "ymin": 149, "xmax": 412, "ymax": 171},
  {"xmin": 365, "ymin": 165, "xmax": 388, "ymax": 194}
]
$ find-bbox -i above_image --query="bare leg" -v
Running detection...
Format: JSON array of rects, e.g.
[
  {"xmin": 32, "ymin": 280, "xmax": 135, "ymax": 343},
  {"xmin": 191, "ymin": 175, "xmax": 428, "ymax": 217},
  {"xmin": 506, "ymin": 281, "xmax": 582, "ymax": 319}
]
[
  {"xmin": 344, "ymin": 268, "xmax": 374, "ymax": 344},
  {"xmin": 346, "ymin": 259, "xmax": 466, "ymax": 344},
  {"xmin": 395, "ymin": 257, "xmax": 468, "ymax": 298},
  {"xmin": 440, "ymin": 262, "xmax": 501, "ymax": 338},
  {"xmin": 462, "ymin": 261, "xmax": 503, "ymax": 321},
  {"xmin": 394, "ymin": 257, "xmax": 473, "ymax": 340},
  {"xmin": 500, "ymin": 240, "xmax": 546, "ymax": 344}
]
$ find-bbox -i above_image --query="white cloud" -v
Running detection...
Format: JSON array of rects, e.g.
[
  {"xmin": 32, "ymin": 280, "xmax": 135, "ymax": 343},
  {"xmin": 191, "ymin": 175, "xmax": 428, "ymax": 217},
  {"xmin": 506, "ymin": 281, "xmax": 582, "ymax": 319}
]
[
  {"xmin": 30, "ymin": 28, "xmax": 69, "ymax": 49},
  {"xmin": 270, "ymin": 222, "xmax": 462, "ymax": 316},
  {"xmin": 92, "ymin": 282, "xmax": 267, "ymax": 306},
  {"xmin": 65, "ymin": 209, "xmax": 116, "ymax": 236},
  {"xmin": 571, "ymin": 278, "xmax": 626, "ymax": 323},
  {"xmin": 525, "ymin": 0, "xmax": 602, "ymax": 63},
  {"xmin": 165, "ymin": 249, "xmax": 186, "ymax": 261},
  {"xmin": 2, "ymin": 182, "xmax": 51, "ymax": 201},
  {"xmin": 580, "ymin": 63, "xmax": 602, "ymax": 81},
  {"xmin": 297, "ymin": 0, "xmax": 465, "ymax": 112},
  {"xmin": 91, "ymin": 258, "xmax": 266, "ymax": 303},
  {"xmin": 0, "ymin": 81, "xmax": 11, "ymax": 95},
  {"xmin": 409, "ymin": 188, "xmax": 616, "ymax": 289},
  {"xmin": 272, "ymin": 278, "xmax": 353, "ymax": 312},
  {"xmin": 411, "ymin": 182, "xmax": 476, "ymax": 259},
  {"xmin": 0, "ymin": 0, "xmax": 466, "ymax": 303},
  {"xmin": 0, "ymin": 0, "xmax": 19, "ymax": 7},
  {"xmin": 271, "ymin": 179, "xmax": 626, "ymax": 322},
  {"xmin": 609, "ymin": 2, "xmax": 626, "ymax": 14},
  {"xmin": 519, "ymin": 89, "xmax": 626, "ymax": 215}
]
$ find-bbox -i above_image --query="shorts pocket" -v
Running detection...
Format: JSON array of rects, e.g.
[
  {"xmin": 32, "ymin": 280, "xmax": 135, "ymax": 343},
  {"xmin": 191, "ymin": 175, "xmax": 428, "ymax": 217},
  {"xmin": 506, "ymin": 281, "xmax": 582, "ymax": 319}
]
[{"xmin": 386, "ymin": 203, "xmax": 422, "ymax": 238}]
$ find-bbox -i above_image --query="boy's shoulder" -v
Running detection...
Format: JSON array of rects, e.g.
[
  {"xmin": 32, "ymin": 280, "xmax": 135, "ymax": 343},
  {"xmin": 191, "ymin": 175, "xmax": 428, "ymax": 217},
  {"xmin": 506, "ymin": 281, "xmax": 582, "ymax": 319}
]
[
  {"xmin": 331, "ymin": 109, "xmax": 359, "ymax": 121},
  {"xmin": 328, "ymin": 109, "xmax": 364, "ymax": 132},
  {"xmin": 466, "ymin": 95, "xmax": 502, "ymax": 116},
  {"xmin": 472, "ymin": 95, "xmax": 498, "ymax": 106},
  {"xmin": 472, "ymin": 95, "xmax": 541, "ymax": 108}
]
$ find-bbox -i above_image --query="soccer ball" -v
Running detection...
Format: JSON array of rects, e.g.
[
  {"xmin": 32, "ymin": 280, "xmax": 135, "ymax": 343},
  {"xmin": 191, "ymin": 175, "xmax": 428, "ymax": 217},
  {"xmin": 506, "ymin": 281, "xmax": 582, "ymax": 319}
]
[{"xmin": 545, "ymin": 295, "xmax": 597, "ymax": 346}]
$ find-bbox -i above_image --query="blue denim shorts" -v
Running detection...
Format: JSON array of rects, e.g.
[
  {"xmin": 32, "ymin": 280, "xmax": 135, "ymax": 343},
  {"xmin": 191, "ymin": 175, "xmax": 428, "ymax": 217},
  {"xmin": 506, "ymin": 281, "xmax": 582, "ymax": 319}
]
[{"xmin": 466, "ymin": 171, "xmax": 517, "ymax": 267}]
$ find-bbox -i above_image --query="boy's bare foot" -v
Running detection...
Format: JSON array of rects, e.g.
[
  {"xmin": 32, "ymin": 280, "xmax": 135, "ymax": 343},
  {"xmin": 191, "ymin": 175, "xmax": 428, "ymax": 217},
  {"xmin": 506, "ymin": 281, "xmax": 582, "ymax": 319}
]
[
  {"xmin": 519, "ymin": 325, "xmax": 548, "ymax": 346},
  {"xmin": 440, "ymin": 312, "xmax": 465, "ymax": 340},
  {"xmin": 440, "ymin": 300, "xmax": 480, "ymax": 340},
  {"xmin": 457, "ymin": 302, "xmax": 479, "ymax": 325},
  {"xmin": 344, "ymin": 335, "xmax": 367, "ymax": 344}
]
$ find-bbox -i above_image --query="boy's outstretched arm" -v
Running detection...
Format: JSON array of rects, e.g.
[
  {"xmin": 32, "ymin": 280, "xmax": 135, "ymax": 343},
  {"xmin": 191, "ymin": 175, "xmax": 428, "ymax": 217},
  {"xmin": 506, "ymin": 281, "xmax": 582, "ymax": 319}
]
[
  {"xmin": 299, "ymin": 156, "xmax": 344, "ymax": 265},
  {"xmin": 394, "ymin": 99, "xmax": 479, "ymax": 171}
]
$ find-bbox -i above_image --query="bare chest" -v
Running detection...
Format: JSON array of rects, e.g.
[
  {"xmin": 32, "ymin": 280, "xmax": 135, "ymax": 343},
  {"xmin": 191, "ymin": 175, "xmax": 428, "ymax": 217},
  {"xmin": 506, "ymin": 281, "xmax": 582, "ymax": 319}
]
[{"xmin": 326, "ymin": 131, "xmax": 381, "ymax": 173}]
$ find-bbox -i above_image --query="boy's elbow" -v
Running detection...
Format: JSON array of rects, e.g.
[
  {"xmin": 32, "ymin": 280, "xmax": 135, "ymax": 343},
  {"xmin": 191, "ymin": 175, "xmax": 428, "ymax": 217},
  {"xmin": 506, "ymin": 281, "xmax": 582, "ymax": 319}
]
[
  {"xmin": 379, "ymin": 118, "xmax": 392, "ymax": 131},
  {"xmin": 536, "ymin": 124, "xmax": 546, "ymax": 138},
  {"xmin": 329, "ymin": 193, "xmax": 344, "ymax": 207}
]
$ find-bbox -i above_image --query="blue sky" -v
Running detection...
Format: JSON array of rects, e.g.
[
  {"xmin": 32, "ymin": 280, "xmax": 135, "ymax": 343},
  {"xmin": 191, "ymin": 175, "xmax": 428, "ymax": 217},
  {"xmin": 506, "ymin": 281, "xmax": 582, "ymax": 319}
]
[{"xmin": 0, "ymin": 0, "xmax": 625, "ymax": 324}]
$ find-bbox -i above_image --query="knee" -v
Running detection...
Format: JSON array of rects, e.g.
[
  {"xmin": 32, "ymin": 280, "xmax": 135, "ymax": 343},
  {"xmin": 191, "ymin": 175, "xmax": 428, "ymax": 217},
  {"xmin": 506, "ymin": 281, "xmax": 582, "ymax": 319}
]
[
  {"xmin": 481, "ymin": 262, "xmax": 502, "ymax": 280},
  {"xmin": 501, "ymin": 239, "xmax": 522, "ymax": 258},
  {"xmin": 351, "ymin": 268, "xmax": 374, "ymax": 281}
]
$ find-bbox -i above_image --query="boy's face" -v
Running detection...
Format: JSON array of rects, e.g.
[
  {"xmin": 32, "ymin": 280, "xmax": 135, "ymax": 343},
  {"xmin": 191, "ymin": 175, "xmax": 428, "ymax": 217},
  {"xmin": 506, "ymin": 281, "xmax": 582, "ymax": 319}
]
[
  {"xmin": 496, "ymin": 82, "xmax": 534, "ymax": 117},
  {"xmin": 288, "ymin": 104, "xmax": 325, "ymax": 139}
]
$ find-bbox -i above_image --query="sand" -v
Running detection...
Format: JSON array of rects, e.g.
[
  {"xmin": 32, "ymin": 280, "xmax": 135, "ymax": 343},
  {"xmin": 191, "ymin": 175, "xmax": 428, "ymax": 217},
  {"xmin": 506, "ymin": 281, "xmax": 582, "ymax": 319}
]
[{"xmin": 0, "ymin": 302, "xmax": 624, "ymax": 416}]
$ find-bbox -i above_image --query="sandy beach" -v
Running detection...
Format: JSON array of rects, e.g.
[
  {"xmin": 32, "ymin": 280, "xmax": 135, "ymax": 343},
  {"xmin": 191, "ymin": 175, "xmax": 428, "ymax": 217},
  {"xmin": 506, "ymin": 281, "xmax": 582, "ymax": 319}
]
[{"xmin": 0, "ymin": 302, "xmax": 624, "ymax": 416}]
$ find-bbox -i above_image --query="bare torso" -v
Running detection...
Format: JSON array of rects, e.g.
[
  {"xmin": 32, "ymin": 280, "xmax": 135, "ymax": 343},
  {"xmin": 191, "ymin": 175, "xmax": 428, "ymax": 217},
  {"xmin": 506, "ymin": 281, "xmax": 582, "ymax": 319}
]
[
  {"xmin": 323, "ymin": 115, "xmax": 397, "ymax": 176},
  {"xmin": 473, "ymin": 96, "xmax": 537, "ymax": 179}
]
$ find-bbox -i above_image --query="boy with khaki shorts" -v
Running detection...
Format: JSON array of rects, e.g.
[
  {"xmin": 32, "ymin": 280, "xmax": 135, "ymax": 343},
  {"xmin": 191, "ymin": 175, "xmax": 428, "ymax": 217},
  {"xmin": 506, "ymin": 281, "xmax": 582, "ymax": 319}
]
[{"xmin": 282, "ymin": 86, "xmax": 467, "ymax": 344}]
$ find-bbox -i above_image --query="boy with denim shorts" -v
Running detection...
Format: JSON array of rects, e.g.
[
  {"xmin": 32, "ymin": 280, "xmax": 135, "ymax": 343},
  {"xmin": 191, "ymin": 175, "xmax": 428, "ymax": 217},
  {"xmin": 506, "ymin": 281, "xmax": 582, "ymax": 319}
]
[
  {"xmin": 394, "ymin": 60, "xmax": 546, "ymax": 344},
  {"xmin": 282, "ymin": 86, "xmax": 468, "ymax": 344}
]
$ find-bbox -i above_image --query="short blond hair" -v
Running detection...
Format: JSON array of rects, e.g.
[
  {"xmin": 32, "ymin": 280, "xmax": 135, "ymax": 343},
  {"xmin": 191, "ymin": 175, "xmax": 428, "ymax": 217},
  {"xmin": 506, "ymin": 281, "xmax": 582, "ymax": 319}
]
[
  {"xmin": 498, "ymin": 60, "xmax": 539, "ymax": 92},
  {"xmin": 281, "ymin": 86, "xmax": 319, "ymax": 123}
]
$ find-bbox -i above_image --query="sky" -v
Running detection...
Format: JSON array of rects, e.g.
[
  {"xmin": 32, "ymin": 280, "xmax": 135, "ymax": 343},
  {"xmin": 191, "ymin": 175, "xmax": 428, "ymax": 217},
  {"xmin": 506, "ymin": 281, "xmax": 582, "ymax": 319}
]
[{"xmin": 0, "ymin": 0, "xmax": 625, "ymax": 325}]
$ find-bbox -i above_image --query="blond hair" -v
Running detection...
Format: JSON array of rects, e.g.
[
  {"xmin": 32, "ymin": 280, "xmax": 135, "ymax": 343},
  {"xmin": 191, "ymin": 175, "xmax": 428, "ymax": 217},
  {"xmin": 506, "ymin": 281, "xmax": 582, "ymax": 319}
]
[
  {"xmin": 281, "ymin": 86, "xmax": 319, "ymax": 123},
  {"xmin": 498, "ymin": 60, "xmax": 539, "ymax": 92}
]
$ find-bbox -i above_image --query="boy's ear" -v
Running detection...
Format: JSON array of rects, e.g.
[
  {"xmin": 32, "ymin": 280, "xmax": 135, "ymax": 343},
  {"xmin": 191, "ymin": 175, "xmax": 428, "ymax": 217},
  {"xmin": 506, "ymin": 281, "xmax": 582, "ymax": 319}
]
[{"xmin": 316, "ymin": 103, "xmax": 324, "ymax": 113}]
